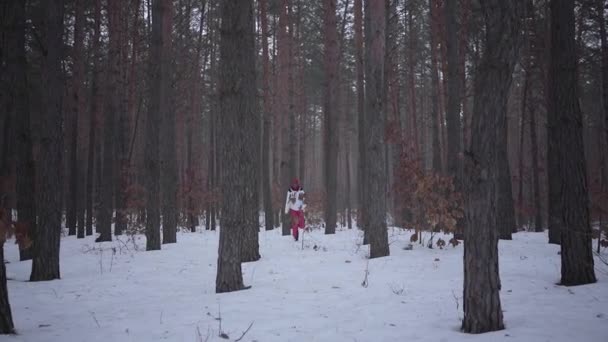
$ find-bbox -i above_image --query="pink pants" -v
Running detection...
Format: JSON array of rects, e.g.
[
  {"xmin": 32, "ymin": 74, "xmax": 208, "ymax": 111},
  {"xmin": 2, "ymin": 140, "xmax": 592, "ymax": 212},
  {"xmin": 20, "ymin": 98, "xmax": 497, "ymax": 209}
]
[{"xmin": 289, "ymin": 209, "xmax": 305, "ymax": 239}]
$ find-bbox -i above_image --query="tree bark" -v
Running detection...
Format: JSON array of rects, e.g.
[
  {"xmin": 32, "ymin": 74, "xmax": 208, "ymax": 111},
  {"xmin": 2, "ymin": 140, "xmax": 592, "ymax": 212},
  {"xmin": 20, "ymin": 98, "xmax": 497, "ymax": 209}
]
[
  {"xmin": 549, "ymin": 0, "xmax": 596, "ymax": 286},
  {"xmin": 462, "ymin": 0, "xmax": 521, "ymax": 333},
  {"xmin": 146, "ymin": 0, "xmax": 170, "ymax": 251},
  {"xmin": 518, "ymin": 69, "xmax": 528, "ymax": 230},
  {"xmin": 598, "ymin": 0, "xmax": 608, "ymax": 184},
  {"xmin": 278, "ymin": 0, "xmax": 295, "ymax": 237},
  {"xmin": 87, "ymin": 0, "xmax": 102, "ymax": 237},
  {"xmin": 97, "ymin": 0, "xmax": 123, "ymax": 243},
  {"xmin": 364, "ymin": 0, "xmax": 389, "ymax": 258},
  {"xmin": 260, "ymin": 0, "xmax": 275, "ymax": 231},
  {"xmin": 216, "ymin": 0, "xmax": 257, "ymax": 292},
  {"xmin": 30, "ymin": 0, "xmax": 64, "ymax": 282},
  {"xmin": 355, "ymin": 0, "xmax": 368, "ymax": 243},
  {"xmin": 0, "ymin": 246, "xmax": 14, "ymax": 334},
  {"xmin": 72, "ymin": 0, "xmax": 85, "ymax": 239},
  {"xmin": 444, "ymin": 0, "xmax": 463, "ymax": 239},
  {"xmin": 429, "ymin": 0, "xmax": 442, "ymax": 173},
  {"xmin": 530, "ymin": 105, "xmax": 543, "ymax": 232},
  {"xmin": 324, "ymin": 0, "xmax": 339, "ymax": 235},
  {"xmin": 8, "ymin": 0, "xmax": 35, "ymax": 260},
  {"xmin": 496, "ymin": 67, "xmax": 517, "ymax": 240},
  {"xmin": 444, "ymin": 0, "xmax": 461, "ymax": 177},
  {"xmin": 160, "ymin": 0, "xmax": 177, "ymax": 245}
]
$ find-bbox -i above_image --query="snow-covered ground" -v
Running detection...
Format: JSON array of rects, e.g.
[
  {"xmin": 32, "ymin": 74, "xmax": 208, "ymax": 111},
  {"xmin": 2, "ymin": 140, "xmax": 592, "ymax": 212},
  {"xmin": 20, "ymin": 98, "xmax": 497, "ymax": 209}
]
[{"xmin": 2, "ymin": 227, "xmax": 608, "ymax": 342}]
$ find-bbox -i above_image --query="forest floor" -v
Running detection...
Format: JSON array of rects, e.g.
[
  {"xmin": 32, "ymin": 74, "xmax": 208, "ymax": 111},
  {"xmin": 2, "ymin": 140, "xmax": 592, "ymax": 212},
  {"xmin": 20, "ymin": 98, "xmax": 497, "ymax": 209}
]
[{"xmin": 2, "ymin": 225, "xmax": 608, "ymax": 342}]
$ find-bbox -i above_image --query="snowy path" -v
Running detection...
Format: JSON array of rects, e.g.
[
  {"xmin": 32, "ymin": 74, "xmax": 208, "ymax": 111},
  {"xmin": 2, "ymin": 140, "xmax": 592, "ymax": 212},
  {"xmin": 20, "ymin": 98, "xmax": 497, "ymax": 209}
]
[{"xmin": 2, "ymin": 228, "xmax": 608, "ymax": 342}]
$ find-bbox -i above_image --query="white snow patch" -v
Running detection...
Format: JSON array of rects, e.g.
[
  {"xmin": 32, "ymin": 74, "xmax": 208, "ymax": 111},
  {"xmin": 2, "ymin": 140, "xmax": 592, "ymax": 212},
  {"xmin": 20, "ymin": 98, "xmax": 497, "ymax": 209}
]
[{"xmin": 2, "ymin": 227, "xmax": 608, "ymax": 341}]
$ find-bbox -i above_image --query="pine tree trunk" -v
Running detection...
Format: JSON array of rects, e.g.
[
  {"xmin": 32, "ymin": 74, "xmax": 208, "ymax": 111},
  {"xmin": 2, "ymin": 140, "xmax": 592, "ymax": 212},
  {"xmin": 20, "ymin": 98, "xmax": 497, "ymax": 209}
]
[
  {"xmin": 278, "ymin": 0, "xmax": 294, "ymax": 237},
  {"xmin": 497, "ymin": 95, "xmax": 516, "ymax": 240},
  {"xmin": 146, "ymin": 0, "xmax": 168, "ymax": 251},
  {"xmin": 598, "ymin": 0, "xmax": 608, "ymax": 183},
  {"xmin": 9, "ymin": 0, "xmax": 35, "ymax": 260},
  {"xmin": 549, "ymin": 0, "xmax": 596, "ymax": 286},
  {"xmin": 429, "ymin": 0, "xmax": 442, "ymax": 173},
  {"xmin": 518, "ymin": 70, "xmax": 528, "ymax": 230},
  {"xmin": 260, "ymin": 0, "xmax": 275, "ymax": 231},
  {"xmin": 0, "ymin": 246, "xmax": 14, "ymax": 334},
  {"xmin": 160, "ymin": 0, "xmax": 177, "ymax": 245},
  {"xmin": 216, "ymin": 0, "xmax": 257, "ymax": 292},
  {"xmin": 324, "ymin": 0, "xmax": 339, "ymax": 235},
  {"xmin": 71, "ymin": 0, "xmax": 85, "ymax": 239},
  {"xmin": 530, "ymin": 106, "xmax": 543, "ymax": 232},
  {"xmin": 31, "ymin": 0, "xmax": 64, "ymax": 281},
  {"xmin": 87, "ymin": 0, "xmax": 102, "ymax": 237},
  {"xmin": 98, "ymin": 0, "xmax": 123, "ymax": 243},
  {"xmin": 462, "ymin": 0, "xmax": 521, "ymax": 333},
  {"xmin": 355, "ymin": 0, "xmax": 368, "ymax": 242},
  {"xmin": 445, "ymin": 0, "xmax": 464, "ymax": 240},
  {"xmin": 364, "ymin": 0, "xmax": 389, "ymax": 259}
]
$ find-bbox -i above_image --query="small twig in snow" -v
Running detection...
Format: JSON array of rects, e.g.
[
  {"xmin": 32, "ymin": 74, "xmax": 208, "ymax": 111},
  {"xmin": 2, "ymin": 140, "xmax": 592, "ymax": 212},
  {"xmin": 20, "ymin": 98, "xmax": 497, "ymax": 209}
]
[
  {"xmin": 361, "ymin": 260, "xmax": 369, "ymax": 288},
  {"xmin": 160, "ymin": 310, "xmax": 163, "ymax": 324},
  {"xmin": 89, "ymin": 311, "xmax": 101, "ymax": 328},
  {"xmin": 451, "ymin": 290, "xmax": 462, "ymax": 321},
  {"xmin": 235, "ymin": 321, "xmax": 254, "ymax": 342},
  {"xmin": 110, "ymin": 247, "xmax": 116, "ymax": 272}
]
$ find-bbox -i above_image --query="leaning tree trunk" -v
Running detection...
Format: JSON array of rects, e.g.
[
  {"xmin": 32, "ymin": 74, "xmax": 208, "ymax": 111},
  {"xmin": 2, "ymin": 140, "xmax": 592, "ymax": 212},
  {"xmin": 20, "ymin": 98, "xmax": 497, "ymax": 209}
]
[
  {"xmin": 462, "ymin": 0, "xmax": 521, "ymax": 333},
  {"xmin": 364, "ymin": 0, "xmax": 389, "ymax": 258},
  {"xmin": 145, "ymin": 0, "xmax": 169, "ymax": 251},
  {"xmin": 549, "ymin": 0, "xmax": 596, "ymax": 286},
  {"xmin": 9, "ymin": 0, "xmax": 35, "ymax": 260},
  {"xmin": 30, "ymin": 0, "xmax": 64, "ymax": 282},
  {"xmin": 160, "ymin": 0, "xmax": 178, "ymax": 245},
  {"xmin": 216, "ymin": 0, "xmax": 258, "ymax": 293},
  {"xmin": 323, "ymin": 0, "xmax": 340, "ymax": 235}
]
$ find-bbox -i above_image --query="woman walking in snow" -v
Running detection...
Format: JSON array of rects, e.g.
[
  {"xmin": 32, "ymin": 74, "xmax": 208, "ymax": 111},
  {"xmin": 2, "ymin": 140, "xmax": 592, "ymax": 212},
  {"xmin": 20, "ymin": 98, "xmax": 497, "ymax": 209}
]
[{"xmin": 285, "ymin": 178, "xmax": 305, "ymax": 241}]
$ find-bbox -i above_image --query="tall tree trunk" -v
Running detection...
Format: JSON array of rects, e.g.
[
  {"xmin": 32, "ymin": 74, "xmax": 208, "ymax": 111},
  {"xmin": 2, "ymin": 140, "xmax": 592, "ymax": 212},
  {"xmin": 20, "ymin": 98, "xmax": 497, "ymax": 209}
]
[
  {"xmin": 407, "ymin": 4, "xmax": 419, "ymax": 159},
  {"xmin": 98, "ymin": 0, "xmax": 122, "ymax": 243},
  {"xmin": 429, "ymin": 0, "xmax": 442, "ymax": 173},
  {"xmin": 9, "ymin": 0, "xmax": 35, "ymax": 260},
  {"xmin": 260, "ymin": 0, "xmax": 275, "ymax": 231},
  {"xmin": 87, "ymin": 0, "xmax": 102, "ymax": 237},
  {"xmin": 160, "ymin": 0, "xmax": 177, "ymax": 245},
  {"xmin": 549, "ymin": 0, "xmax": 596, "ymax": 286},
  {"xmin": 462, "ymin": 0, "xmax": 521, "ymax": 333},
  {"xmin": 72, "ymin": 0, "xmax": 85, "ymax": 239},
  {"xmin": 364, "ymin": 0, "xmax": 389, "ymax": 259},
  {"xmin": 530, "ymin": 105, "xmax": 543, "ymax": 232},
  {"xmin": 146, "ymin": 0, "xmax": 169, "ymax": 251},
  {"xmin": 324, "ymin": 0, "xmax": 339, "ymax": 235},
  {"xmin": 278, "ymin": 0, "xmax": 295, "ymax": 237},
  {"xmin": 30, "ymin": 0, "xmax": 64, "ymax": 281},
  {"xmin": 518, "ymin": 69, "xmax": 528, "ymax": 230},
  {"xmin": 355, "ymin": 0, "xmax": 368, "ymax": 243},
  {"xmin": 216, "ymin": 0, "xmax": 257, "ymax": 292},
  {"xmin": 444, "ymin": 0, "xmax": 463, "ymax": 239},
  {"xmin": 496, "ymin": 64, "xmax": 517, "ymax": 240},
  {"xmin": 598, "ymin": 0, "xmax": 608, "ymax": 183},
  {"xmin": 0, "ymin": 246, "xmax": 14, "ymax": 334}
]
